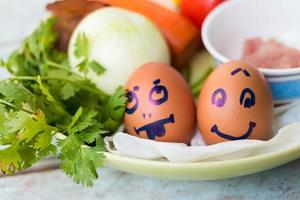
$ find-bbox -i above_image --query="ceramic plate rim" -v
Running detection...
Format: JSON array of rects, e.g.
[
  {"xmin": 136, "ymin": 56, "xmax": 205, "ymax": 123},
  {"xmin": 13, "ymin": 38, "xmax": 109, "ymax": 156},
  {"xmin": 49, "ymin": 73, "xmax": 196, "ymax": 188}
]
[{"xmin": 104, "ymin": 143, "xmax": 300, "ymax": 168}]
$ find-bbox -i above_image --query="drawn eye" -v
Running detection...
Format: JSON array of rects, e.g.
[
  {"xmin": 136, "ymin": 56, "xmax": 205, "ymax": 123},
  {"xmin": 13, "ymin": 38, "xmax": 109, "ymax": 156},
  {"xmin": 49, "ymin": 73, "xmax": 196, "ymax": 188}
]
[
  {"xmin": 126, "ymin": 86, "xmax": 139, "ymax": 114},
  {"xmin": 211, "ymin": 88, "xmax": 226, "ymax": 107},
  {"xmin": 240, "ymin": 88, "xmax": 256, "ymax": 108},
  {"xmin": 148, "ymin": 79, "xmax": 168, "ymax": 105}
]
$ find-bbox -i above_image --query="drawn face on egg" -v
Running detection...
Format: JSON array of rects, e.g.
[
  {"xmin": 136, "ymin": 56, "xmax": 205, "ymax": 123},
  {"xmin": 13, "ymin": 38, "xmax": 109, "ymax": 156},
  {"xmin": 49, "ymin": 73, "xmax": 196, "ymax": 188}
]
[
  {"xmin": 198, "ymin": 61, "xmax": 273, "ymax": 145},
  {"xmin": 210, "ymin": 68, "xmax": 257, "ymax": 140},
  {"xmin": 125, "ymin": 79, "xmax": 175, "ymax": 140},
  {"xmin": 125, "ymin": 63, "xmax": 197, "ymax": 144}
]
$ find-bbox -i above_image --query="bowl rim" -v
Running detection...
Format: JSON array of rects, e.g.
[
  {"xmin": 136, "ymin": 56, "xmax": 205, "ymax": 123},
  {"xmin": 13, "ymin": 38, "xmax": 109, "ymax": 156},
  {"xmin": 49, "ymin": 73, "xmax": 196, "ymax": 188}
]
[
  {"xmin": 201, "ymin": 0, "xmax": 300, "ymax": 77},
  {"xmin": 268, "ymin": 73, "xmax": 300, "ymax": 82}
]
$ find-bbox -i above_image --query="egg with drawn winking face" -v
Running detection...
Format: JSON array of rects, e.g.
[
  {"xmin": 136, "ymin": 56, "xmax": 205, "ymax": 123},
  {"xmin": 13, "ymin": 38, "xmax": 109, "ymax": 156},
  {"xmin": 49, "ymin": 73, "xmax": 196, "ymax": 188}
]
[
  {"xmin": 124, "ymin": 63, "xmax": 196, "ymax": 144},
  {"xmin": 197, "ymin": 60, "xmax": 273, "ymax": 145}
]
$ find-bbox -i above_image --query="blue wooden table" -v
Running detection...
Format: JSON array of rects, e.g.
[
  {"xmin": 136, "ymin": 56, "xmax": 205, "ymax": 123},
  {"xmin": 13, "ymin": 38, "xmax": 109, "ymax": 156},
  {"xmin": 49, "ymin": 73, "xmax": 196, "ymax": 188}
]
[{"xmin": 0, "ymin": 158, "xmax": 299, "ymax": 200}]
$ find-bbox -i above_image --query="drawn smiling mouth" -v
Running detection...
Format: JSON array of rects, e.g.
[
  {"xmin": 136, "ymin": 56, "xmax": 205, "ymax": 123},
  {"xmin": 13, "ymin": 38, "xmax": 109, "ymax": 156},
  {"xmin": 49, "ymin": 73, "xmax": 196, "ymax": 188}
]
[
  {"xmin": 134, "ymin": 114, "xmax": 175, "ymax": 140},
  {"xmin": 211, "ymin": 121, "xmax": 256, "ymax": 140}
]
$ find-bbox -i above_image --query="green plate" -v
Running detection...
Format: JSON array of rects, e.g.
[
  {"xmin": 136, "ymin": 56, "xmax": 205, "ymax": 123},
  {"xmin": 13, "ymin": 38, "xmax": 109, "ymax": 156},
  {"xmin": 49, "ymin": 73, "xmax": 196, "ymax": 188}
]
[{"xmin": 104, "ymin": 144, "xmax": 300, "ymax": 180}]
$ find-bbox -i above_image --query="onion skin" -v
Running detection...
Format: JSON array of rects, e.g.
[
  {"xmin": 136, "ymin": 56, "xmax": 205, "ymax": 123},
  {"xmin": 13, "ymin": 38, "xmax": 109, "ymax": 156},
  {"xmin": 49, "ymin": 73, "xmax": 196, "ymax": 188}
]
[
  {"xmin": 68, "ymin": 7, "xmax": 170, "ymax": 94},
  {"xmin": 89, "ymin": 0, "xmax": 201, "ymax": 69}
]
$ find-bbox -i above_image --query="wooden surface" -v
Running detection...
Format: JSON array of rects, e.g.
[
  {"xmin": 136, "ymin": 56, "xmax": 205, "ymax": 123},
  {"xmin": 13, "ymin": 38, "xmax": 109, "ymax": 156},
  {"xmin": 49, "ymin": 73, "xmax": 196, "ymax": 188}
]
[{"xmin": 0, "ymin": 159, "xmax": 300, "ymax": 200}]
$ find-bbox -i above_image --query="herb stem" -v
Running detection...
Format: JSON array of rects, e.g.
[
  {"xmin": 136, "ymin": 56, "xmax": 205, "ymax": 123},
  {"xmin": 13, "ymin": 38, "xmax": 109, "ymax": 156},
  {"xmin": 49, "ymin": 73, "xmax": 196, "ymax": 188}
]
[
  {"xmin": 46, "ymin": 60, "xmax": 77, "ymax": 75},
  {"xmin": 10, "ymin": 76, "xmax": 107, "ymax": 97},
  {"xmin": 0, "ymin": 99, "xmax": 34, "ymax": 114}
]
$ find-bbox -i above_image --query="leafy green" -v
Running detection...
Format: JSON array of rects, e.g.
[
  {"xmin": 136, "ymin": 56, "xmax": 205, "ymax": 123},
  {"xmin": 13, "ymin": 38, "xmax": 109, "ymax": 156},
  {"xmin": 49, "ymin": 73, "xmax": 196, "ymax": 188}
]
[
  {"xmin": 0, "ymin": 109, "xmax": 57, "ymax": 173},
  {"xmin": 0, "ymin": 105, "xmax": 6, "ymax": 132},
  {"xmin": 68, "ymin": 108, "xmax": 98, "ymax": 134},
  {"xmin": 0, "ymin": 80, "xmax": 35, "ymax": 109},
  {"xmin": 0, "ymin": 106, "xmax": 15, "ymax": 144},
  {"xmin": 0, "ymin": 144, "xmax": 22, "ymax": 174},
  {"xmin": 58, "ymin": 134, "xmax": 104, "ymax": 186},
  {"xmin": 60, "ymin": 83, "xmax": 79, "ymax": 100},
  {"xmin": 89, "ymin": 60, "xmax": 106, "ymax": 75},
  {"xmin": 74, "ymin": 32, "xmax": 106, "ymax": 76},
  {"xmin": 37, "ymin": 76, "xmax": 55, "ymax": 102},
  {"xmin": 0, "ymin": 17, "xmax": 126, "ymax": 186},
  {"xmin": 74, "ymin": 32, "xmax": 89, "ymax": 59},
  {"xmin": 3, "ymin": 17, "xmax": 64, "ymax": 76},
  {"xmin": 102, "ymin": 87, "xmax": 127, "ymax": 132},
  {"xmin": 57, "ymin": 107, "xmax": 106, "ymax": 186}
]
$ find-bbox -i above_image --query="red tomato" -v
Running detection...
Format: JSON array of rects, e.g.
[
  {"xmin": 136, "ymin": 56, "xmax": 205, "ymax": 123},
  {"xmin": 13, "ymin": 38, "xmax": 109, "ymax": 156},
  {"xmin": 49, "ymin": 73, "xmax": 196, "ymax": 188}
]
[{"xmin": 180, "ymin": 0, "xmax": 225, "ymax": 29}]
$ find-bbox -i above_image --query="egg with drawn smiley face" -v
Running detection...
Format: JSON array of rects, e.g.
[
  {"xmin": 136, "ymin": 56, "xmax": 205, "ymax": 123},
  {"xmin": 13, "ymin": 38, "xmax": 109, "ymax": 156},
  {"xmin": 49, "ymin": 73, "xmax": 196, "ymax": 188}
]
[
  {"xmin": 124, "ymin": 63, "xmax": 196, "ymax": 144},
  {"xmin": 198, "ymin": 61, "xmax": 273, "ymax": 145}
]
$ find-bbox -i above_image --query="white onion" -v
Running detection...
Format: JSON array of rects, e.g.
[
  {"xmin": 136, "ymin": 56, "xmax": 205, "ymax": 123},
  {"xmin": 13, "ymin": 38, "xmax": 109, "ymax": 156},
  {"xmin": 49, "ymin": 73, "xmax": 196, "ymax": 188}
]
[{"xmin": 68, "ymin": 7, "xmax": 170, "ymax": 94}]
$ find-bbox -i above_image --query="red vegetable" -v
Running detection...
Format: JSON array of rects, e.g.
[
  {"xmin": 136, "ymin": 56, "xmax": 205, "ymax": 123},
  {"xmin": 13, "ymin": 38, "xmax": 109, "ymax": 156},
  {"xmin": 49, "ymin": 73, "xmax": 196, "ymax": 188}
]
[
  {"xmin": 180, "ymin": 0, "xmax": 225, "ymax": 29},
  {"xmin": 89, "ymin": 0, "xmax": 201, "ymax": 69}
]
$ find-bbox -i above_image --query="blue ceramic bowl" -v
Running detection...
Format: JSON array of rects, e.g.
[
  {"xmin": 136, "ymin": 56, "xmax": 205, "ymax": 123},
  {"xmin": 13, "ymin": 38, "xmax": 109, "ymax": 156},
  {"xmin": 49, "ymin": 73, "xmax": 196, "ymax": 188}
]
[
  {"xmin": 202, "ymin": 0, "xmax": 300, "ymax": 103},
  {"xmin": 268, "ymin": 76, "xmax": 300, "ymax": 104}
]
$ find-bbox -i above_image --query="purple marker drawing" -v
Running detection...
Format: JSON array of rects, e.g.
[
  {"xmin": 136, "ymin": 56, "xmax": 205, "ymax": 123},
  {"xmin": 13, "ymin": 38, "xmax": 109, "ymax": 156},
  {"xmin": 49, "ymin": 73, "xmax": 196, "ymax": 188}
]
[{"xmin": 211, "ymin": 88, "xmax": 226, "ymax": 107}]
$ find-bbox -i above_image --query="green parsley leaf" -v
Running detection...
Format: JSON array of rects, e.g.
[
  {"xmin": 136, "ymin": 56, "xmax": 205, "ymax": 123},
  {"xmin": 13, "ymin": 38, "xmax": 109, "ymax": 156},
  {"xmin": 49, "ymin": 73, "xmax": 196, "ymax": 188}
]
[
  {"xmin": 37, "ymin": 76, "xmax": 55, "ymax": 102},
  {"xmin": 102, "ymin": 87, "xmax": 126, "ymax": 132},
  {"xmin": 60, "ymin": 83, "xmax": 79, "ymax": 100},
  {"xmin": 68, "ymin": 109, "xmax": 98, "ymax": 134},
  {"xmin": 0, "ymin": 104, "xmax": 7, "ymax": 133},
  {"xmin": 74, "ymin": 33, "xmax": 89, "ymax": 74},
  {"xmin": 89, "ymin": 60, "xmax": 106, "ymax": 75},
  {"xmin": 0, "ymin": 80, "xmax": 35, "ymax": 108},
  {"xmin": 74, "ymin": 32, "xmax": 89, "ymax": 59},
  {"xmin": 0, "ymin": 144, "xmax": 21, "ymax": 174},
  {"xmin": 103, "ymin": 119, "xmax": 119, "ymax": 133},
  {"xmin": 77, "ymin": 59, "xmax": 89, "ymax": 74},
  {"xmin": 0, "ymin": 108, "xmax": 17, "ymax": 145},
  {"xmin": 57, "ymin": 134, "xmax": 104, "ymax": 186},
  {"xmin": 74, "ymin": 32, "xmax": 106, "ymax": 75},
  {"xmin": 0, "ymin": 17, "xmax": 125, "ymax": 186},
  {"xmin": 18, "ymin": 142, "xmax": 40, "ymax": 170},
  {"xmin": 4, "ymin": 17, "xmax": 59, "ymax": 76},
  {"xmin": 106, "ymin": 87, "xmax": 127, "ymax": 120},
  {"xmin": 79, "ymin": 127, "xmax": 107, "ymax": 144},
  {"xmin": 0, "ymin": 110, "xmax": 57, "ymax": 173},
  {"xmin": 34, "ymin": 130, "xmax": 54, "ymax": 150},
  {"xmin": 5, "ymin": 110, "xmax": 56, "ymax": 143},
  {"xmin": 68, "ymin": 107, "xmax": 83, "ymax": 129}
]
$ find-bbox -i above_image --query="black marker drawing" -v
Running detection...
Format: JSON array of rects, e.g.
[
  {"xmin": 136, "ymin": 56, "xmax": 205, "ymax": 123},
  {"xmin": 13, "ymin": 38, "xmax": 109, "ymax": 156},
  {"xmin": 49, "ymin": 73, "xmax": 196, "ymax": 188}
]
[
  {"xmin": 240, "ymin": 88, "xmax": 256, "ymax": 108},
  {"xmin": 125, "ymin": 86, "xmax": 139, "ymax": 114},
  {"xmin": 134, "ymin": 114, "xmax": 175, "ymax": 140},
  {"xmin": 211, "ymin": 88, "xmax": 226, "ymax": 107},
  {"xmin": 149, "ymin": 79, "xmax": 168, "ymax": 105},
  {"xmin": 231, "ymin": 68, "xmax": 251, "ymax": 77},
  {"xmin": 211, "ymin": 121, "xmax": 256, "ymax": 140}
]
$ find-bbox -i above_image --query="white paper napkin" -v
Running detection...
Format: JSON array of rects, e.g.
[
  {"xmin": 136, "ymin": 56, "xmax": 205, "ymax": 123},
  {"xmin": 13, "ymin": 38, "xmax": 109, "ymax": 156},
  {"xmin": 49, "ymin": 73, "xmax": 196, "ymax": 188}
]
[{"xmin": 105, "ymin": 104, "xmax": 300, "ymax": 162}]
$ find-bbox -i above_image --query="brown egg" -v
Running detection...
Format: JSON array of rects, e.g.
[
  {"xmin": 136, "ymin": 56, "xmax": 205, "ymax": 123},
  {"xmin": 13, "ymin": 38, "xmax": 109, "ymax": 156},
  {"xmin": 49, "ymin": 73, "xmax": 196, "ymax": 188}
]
[
  {"xmin": 197, "ymin": 60, "xmax": 273, "ymax": 145},
  {"xmin": 124, "ymin": 63, "xmax": 196, "ymax": 143}
]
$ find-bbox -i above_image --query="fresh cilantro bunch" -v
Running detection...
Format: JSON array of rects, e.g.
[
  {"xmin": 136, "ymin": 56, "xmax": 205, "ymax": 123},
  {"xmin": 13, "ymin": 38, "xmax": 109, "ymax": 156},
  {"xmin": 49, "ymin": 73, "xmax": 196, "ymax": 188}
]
[{"xmin": 0, "ymin": 17, "xmax": 126, "ymax": 186}]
